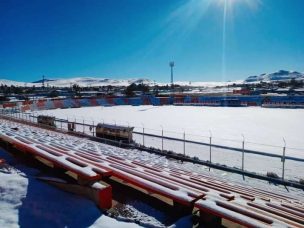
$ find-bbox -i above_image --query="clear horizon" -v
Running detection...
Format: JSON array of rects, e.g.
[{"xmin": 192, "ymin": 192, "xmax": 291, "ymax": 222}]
[{"xmin": 1, "ymin": 0, "xmax": 304, "ymax": 83}]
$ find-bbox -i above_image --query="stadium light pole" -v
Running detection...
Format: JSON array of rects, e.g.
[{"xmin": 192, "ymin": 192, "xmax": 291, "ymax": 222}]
[
  {"xmin": 169, "ymin": 61, "xmax": 175, "ymax": 90},
  {"xmin": 42, "ymin": 75, "xmax": 45, "ymax": 90}
]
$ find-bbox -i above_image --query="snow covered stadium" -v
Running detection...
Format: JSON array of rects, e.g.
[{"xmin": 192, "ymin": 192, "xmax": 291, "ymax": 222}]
[{"xmin": 1, "ymin": 96, "xmax": 304, "ymax": 227}]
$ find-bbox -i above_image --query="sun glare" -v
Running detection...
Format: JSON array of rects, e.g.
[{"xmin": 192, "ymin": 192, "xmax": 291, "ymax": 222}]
[{"xmin": 215, "ymin": 0, "xmax": 261, "ymax": 10}]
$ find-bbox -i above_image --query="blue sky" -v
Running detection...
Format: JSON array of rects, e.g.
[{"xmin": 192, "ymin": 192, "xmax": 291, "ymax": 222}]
[{"xmin": 0, "ymin": 0, "xmax": 304, "ymax": 83}]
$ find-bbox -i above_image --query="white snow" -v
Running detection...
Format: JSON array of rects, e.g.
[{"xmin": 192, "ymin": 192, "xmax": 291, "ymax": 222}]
[
  {"xmin": 34, "ymin": 105, "xmax": 304, "ymax": 181},
  {"xmin": 89, "ymin": 215, "xmax": 141, "ymax": 228},
  {"xmin": 0, "ymin": 149, "xmax": 142, "ymax": 228},
  {"xmin": 37, "ymin": 105, "xmax": 304, "ymax": 157},
  {"xmin": 0, "ymin": 167, "xmax": 28, "ymax": 228}
]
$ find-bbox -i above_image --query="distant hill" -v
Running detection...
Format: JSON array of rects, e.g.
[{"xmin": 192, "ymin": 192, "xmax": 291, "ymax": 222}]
[
  {"xmin": 0, "ymin": 77, "xmax": 241, "ymax": 88},
  {"xmin": 0, "ymin": 77, "xmax": 156, "ymax": 87},
  {"xmin": 1, "ymin": 70, "xmax": 303, "ymax": 88},
  {"xmin": 31, "ymin": 77, "xmax": 155, "ymax": 87},
  {"xmin": 245, "ymin": 70, "xmax": 304, "ymax": 83},
  {"xmin": 0, "ymin": 79, "xmax": 35, "ymax": 87}
]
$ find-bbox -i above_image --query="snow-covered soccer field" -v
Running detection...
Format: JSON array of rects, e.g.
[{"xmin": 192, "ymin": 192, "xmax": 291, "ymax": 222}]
[
  {"xmin": 38, "ymin": 106, "xmax": 304, "ymax": 156},
  {"xmin": 37, "ymin": 105, "xmax": 304, "ymax": 180}
]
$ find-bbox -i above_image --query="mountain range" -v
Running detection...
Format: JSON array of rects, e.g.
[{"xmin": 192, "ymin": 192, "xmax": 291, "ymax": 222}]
[
  {"xmin": 0, "ymin": 70, "xmax": 303, "ymax": 87},
  {"xmin": 0, "ymin": 77, "xmax": 240, "ymax": 88},
  {"xmin": 244, "ymin": 70, "xmax": 304, "ymax": 82}
]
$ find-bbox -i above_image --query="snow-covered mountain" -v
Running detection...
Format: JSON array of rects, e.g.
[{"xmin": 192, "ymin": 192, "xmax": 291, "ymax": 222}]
[
  {"xmin": 0, "ymin": 77, "xmax": 240, "ymax": 88},
  {"xmin": 174, "ymin": 80, "xmax": 243, "ymax": 87},
  {"xmin": 0, "ymin": 79, "xmax": 36, "ymax": 87},
  {"xmin": 1, "ymin": 70, "xmax": 303, "ymax": 88},
  {"xmin": 0, "ymin": 77, "xmax": 155, "ymax": 87},
  {"xmin": 34, "ymin": 77, "xmax": 155, "ymax": 87},
  {"xmin": 245, "ymin": 70, "xmax": 304, "ymax": 83}
]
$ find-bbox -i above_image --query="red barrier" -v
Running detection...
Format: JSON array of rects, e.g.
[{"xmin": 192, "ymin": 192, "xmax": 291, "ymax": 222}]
[
  {"xmin": 36, "ymin": 99, "xmax": 46, "ymax": 110},
  {"xmin": 90, "ymin": 98, "xmax": 98, "ymax": 107},
  {"xmin": 53, "ymin": 99, "xmax": 64, "ymax": 109},
  {"xmin": 92, "ymin": 182, "xmax": 112, "ymax": 209},
  {"xmin": 3, "ymin": 102, "xmax": 17, "ymax": 108}
]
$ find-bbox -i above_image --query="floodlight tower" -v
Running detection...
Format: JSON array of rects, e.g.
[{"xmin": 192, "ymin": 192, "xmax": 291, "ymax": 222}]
[
  {"xmin": 42, "ymin": 75, "xmax": 45, "ymax": 90},
  {"xmin": 169, "ymin": 61, "xmax": 174, "ymax": 89}
]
